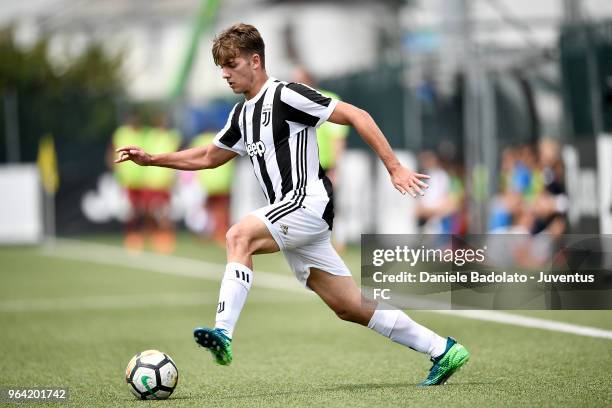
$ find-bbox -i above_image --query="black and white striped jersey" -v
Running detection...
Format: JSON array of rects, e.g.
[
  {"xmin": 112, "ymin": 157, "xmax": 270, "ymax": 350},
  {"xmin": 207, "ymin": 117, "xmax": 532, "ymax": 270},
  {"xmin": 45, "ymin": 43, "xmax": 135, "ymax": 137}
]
[{"xmin": 213, "ymin": 77, "xmax": 337, "ymax": 229}]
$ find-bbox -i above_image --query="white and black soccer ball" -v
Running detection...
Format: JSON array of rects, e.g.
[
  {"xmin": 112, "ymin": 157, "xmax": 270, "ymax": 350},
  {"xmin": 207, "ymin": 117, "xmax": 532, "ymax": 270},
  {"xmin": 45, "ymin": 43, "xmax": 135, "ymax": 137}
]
[{"xmin": 125, "ymin": 350, "xmax": 178, "ymax": 400}]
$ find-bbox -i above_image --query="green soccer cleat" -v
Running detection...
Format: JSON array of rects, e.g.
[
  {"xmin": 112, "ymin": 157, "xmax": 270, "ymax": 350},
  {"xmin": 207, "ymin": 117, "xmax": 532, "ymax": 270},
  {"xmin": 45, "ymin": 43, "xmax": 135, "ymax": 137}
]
[
  {"xmin": 193, "ymin": 327, "xmax": 233, "ymax": 366},
  {"xmin": 419, "ymin": 337, "xmax": 469, "ymax": 386}
]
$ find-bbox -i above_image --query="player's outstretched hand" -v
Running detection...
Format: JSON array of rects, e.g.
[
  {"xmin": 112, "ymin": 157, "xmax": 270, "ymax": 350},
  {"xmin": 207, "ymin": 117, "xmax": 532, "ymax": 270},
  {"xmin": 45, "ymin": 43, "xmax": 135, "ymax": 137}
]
[
  {"xmin": 114, "ymin": 146, "xmax": 152, "ymax": 166},
  {"xmin": 391, "ymin": 166, "xmax": 430, "ymax": 197}
]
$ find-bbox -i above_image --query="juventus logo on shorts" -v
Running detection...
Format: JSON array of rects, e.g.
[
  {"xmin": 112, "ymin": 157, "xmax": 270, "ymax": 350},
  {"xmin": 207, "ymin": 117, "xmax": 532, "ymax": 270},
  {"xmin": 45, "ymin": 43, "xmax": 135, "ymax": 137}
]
[
  {"xmin": 262, "ymin": 104, "xmax": 272, "ymax": 127},
  {"xmin": 217, "ymin": 301, "xmax": 225, "ymax": 313}
]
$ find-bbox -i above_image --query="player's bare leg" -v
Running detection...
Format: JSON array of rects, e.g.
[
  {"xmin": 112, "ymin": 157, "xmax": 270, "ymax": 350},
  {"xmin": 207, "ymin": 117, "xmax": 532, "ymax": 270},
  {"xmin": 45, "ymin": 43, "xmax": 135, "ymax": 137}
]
[
  {"xmin": 225, "ymin": 215, "xmax": 280, "ymax": 268},
  {"xmin": 307, "ymin": 268, "xmax": 469, "ymax": 385},
  {"xmin": 194, "ymin": 215, "xmax": 280, "ymax": 365},
  {"xmin": 306, "ymin": 269, "xmax": 376, "ymax": 325}
]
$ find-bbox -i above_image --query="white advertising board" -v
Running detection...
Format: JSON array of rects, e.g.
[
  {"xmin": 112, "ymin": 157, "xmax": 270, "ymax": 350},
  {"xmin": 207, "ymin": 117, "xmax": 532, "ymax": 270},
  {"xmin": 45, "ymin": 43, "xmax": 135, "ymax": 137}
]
[{"xmin": 0, "ymin": 165, "xmax": 43, "ymax": 244}]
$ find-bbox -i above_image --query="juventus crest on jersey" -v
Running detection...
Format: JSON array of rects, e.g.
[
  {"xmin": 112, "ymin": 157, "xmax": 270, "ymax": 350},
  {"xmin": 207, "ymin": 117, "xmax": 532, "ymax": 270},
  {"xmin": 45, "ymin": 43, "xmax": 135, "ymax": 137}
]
[{"xmin": 213, "ymin": 77, "xmax": 337, "ymax": 227}]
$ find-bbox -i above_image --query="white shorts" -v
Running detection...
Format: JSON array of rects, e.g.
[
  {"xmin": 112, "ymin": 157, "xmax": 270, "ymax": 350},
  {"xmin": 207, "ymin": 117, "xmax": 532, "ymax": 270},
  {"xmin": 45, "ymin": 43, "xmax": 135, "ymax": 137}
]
[{"xmin": 251, "ymin": 194, "xmax": 352, "ymax": 287}]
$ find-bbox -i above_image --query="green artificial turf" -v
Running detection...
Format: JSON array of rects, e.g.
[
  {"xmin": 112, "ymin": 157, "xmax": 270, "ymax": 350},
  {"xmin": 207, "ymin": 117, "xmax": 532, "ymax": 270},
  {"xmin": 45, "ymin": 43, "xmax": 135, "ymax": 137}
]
[{"xmin": 0, "ymin": 236, "xmax": 610, "ymax": 407}]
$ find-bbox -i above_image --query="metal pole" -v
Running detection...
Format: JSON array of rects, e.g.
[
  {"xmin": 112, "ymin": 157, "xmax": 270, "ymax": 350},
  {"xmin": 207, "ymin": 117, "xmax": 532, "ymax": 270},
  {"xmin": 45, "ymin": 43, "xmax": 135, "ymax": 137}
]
[
  {"xmin": 457, "ymin": 0, "xmax": 489, "ymax": 233},
  {"xmin": 586, "ymin": 28, "xmax": 603, "ymax": 138},
  {"xmin": 464, "ymin": 65, "xmax": 484, "ymax": 233},
  {"xmin": 403, "ymin": 48, "xmax": 423, "ymax": 152},
  {"xmin": 482, "ymin": 72, "xmax": 497, "ymax": 227},
  {"xmin": 3, "ymin": 88, "xmax": 20, "ymax": 163},
  {"xmin": 563, "ymin": 0, "xmax": 584, "ymax": 23},
  {"xmin": 44, "ymin": 190, "xmax": 56, "ymax": 247}
]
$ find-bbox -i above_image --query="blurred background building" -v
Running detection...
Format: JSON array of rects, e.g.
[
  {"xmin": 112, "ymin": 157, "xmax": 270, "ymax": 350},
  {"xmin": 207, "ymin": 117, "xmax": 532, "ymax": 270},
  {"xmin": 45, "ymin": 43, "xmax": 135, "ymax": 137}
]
[{"xmin": 1, "ymin": 0, "xmax": 612, "ymax": 247}]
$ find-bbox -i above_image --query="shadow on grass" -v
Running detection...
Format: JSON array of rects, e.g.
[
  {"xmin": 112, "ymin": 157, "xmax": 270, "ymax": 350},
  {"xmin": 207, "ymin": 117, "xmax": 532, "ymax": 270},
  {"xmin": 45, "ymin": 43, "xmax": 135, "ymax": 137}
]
[
  {"xmin": 117, "ymin": 381, "xmax": 494, "ymax": 402},
  {"xmin": 221, "ymin": 381, "xmax": 494, "ymax": 400},
  {"xmin": 121, "ymin": 394, "xmax": 194, "ymax": 402}
]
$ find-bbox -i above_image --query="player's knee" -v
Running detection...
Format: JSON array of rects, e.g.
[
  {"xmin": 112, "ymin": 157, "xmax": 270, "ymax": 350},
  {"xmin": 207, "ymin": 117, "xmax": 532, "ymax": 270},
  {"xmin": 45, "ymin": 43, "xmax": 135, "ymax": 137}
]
[{"xmin": 226, "ymin": 224, "xmax": 253, "ymax": 254}]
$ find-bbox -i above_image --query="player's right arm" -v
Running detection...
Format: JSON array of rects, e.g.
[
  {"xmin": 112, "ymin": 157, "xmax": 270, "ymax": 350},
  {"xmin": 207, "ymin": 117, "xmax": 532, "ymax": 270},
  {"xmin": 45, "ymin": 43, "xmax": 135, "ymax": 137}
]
[
  {"xmin": 114, "ymin": 143, "xmax": 237, "ymax": 171},
  {"xmin": 116, "ymin": 102, "xmax": 245, "ymax": 170}
]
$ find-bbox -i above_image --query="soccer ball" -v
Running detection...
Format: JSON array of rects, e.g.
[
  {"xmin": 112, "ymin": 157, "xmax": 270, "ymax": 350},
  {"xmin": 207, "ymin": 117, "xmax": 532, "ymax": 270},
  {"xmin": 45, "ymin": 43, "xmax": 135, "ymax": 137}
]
[{"xmin": 125, "ymin": 350, "xmax": 178, "ymax": 400}]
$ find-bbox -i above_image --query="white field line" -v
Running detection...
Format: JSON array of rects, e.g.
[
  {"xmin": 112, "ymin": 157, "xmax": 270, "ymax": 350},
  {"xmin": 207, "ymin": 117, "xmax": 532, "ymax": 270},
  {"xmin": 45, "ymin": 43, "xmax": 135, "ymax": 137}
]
[
  {"xmin": 431, "ymin": 310, "xmax": 612, "ymax": 340},
  {"xmin": 363, "ymin": 289, "xmax": 612, "ymax": 340},
  {"xmin": 41, "ymin": 238, "xmax": 305, "ymax": 294},
  {"xmin": 0, "ymin": 293, "xmax": 217, "ymax": 312},
  {"xmin": 36, "ymin": 239, "xmax": 612, "ymax": 340},
  {"xmin": 0, "ymin": 292, "xmax": 312, "ymax": 313}
]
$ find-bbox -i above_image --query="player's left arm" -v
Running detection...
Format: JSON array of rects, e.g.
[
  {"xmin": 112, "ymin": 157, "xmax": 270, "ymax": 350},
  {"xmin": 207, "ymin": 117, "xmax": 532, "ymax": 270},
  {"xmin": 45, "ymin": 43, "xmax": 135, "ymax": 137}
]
[{"xmin": 328, "ymin": 101, "xmax": 429, "ymax": 197}]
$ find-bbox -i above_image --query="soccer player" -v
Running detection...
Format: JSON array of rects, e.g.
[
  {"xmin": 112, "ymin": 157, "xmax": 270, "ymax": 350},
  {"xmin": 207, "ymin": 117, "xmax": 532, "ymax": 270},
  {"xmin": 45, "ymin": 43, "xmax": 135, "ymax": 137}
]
[{"xmin": 115, "ymin": 23, "xmax": 469, "ymax": 386}]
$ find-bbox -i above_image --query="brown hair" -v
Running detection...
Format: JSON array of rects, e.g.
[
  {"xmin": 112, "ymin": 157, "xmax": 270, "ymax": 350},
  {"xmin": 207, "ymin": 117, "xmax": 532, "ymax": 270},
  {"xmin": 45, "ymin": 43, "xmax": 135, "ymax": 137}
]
[{"xmin": 212, "ymin": 23, "xmax": 265, "ymax": 68}]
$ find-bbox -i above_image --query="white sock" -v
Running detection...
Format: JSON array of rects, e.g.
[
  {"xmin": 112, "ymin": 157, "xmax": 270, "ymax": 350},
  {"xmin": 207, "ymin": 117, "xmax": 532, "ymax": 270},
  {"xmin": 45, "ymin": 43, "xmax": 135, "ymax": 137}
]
[
  {"xmin": 368, "ymin": 308, "xmax": 447, "ymax": 358},
  {"xmin": 215, "ymin": 262, "xmax": 253, "ymax": 338}
]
